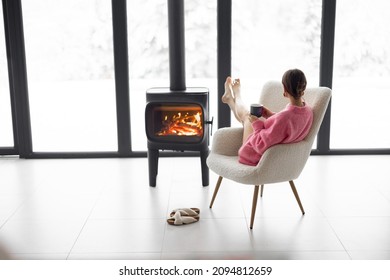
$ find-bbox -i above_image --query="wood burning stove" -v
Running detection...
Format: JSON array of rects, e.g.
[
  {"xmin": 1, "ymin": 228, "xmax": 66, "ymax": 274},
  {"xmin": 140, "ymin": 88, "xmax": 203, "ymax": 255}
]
[
  {"xmin": 145, "ymin": 93, "xmax": 206, "ymax": 144},
  {"xmin": 145, "ymin": 87, "xmax": 211, "ymax": 187},
  {"xmin": 145, "ymin": 0, "xmax": 212, "ymax": 187}
]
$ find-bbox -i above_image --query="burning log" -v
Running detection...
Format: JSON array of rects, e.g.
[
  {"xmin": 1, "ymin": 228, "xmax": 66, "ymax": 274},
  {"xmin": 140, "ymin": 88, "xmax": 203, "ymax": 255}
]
[{"xmin": 157, "ymin": 111, "xmax": 203, "ymax": 136}]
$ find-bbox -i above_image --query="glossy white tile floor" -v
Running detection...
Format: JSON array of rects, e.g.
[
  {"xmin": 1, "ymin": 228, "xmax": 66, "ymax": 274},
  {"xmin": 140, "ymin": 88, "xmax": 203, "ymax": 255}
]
[{"xmin": 0, "ymin": 155, "xmax": 390, "ymax": 260}]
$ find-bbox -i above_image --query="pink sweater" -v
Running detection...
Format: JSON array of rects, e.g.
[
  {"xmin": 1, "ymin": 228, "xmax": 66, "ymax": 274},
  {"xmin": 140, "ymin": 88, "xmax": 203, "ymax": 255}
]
[{"xmin": 238, "ymin": 104, "xmax": 313, "ymax": 166}]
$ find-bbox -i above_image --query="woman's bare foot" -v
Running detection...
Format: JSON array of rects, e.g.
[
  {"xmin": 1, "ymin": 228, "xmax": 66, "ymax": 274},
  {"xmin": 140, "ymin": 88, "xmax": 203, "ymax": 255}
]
[
  {"xmin": 231, "ymin": 78, "xmax": 250, "ymax": 123},
  {"xmin": 222, "ymin": 77, "xmax": 234, "ymax": 104},
  {"xmin": 232, "ymin": 78, "xmax": 241, "ymax": 98}
]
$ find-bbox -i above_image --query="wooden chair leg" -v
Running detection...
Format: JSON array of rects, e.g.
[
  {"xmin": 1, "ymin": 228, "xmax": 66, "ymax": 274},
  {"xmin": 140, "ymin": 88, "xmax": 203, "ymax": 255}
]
[
  {"xmin": 289, "ymin": 180, "xmax": 305, "ymax": 215},
  {"xmin": 209, "ymin": 176, "xmax": 223, "ymax": 208},
  {"xmin": 260, "ymin": 184, "xmax": 264, "ymax": 197},
  {"xmin": 250, "ymin": 185, "xmax": 260, "ymax": 229}
]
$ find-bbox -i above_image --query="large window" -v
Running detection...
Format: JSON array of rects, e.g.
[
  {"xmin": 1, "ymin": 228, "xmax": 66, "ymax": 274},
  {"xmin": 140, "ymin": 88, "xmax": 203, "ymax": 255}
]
[
  {"xmin": 231, "ymin": 0, "xmax": 322, "ymax": 131},
  {"xmin": 22, "ymin": 0, "xmax": 117, "ymax": 152},
  {"xmin": 331, "ymin": 0, "xmax": 390, "ymax": 149},
  {"xmin": 3, "ymin": 1, "xmax": 389, "ymax": 157},
  {"xmin": 128, "ymin": 0, "xmax": 217, "ymax": 151},
  {"xmin": 0, "ymin": 3, "xmax": 14, "ymax": 147}
]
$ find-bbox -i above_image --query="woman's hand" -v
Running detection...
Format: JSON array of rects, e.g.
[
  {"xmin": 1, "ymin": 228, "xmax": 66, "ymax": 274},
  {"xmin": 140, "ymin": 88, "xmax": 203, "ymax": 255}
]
[
  {"xmin": 248, "ymin": 115, "xmax": 258, "ymax": 123},
  {"xmin": 261, "ymin": 106, "xmax": 275, "ymax": 119},
  {"xmin": 248, "ymin": 115, "xmax": 265, "ymax": 123}
]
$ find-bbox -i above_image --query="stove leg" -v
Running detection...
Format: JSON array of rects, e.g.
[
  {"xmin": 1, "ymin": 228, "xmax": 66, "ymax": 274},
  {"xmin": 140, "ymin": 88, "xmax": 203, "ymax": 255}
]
[
  {"xmin": 200, "ymin": 149, "xmax": 209, "ymax": 187},
  {"xmin": 148, "ymin": 149, "xmax": 159, "ymax": 187}
]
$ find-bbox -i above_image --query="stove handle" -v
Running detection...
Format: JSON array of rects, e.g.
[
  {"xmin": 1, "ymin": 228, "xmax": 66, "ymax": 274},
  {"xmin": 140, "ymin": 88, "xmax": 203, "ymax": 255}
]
[{"xmin": 205, "ymin": 116, "xmax": 214, "ymax": 136}]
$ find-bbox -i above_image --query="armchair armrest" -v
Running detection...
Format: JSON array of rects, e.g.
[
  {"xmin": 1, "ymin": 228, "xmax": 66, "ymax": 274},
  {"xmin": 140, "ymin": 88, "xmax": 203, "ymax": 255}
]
[{"xmin": 210, "ymin": 127, "xmax": 243, "ymax": 156}]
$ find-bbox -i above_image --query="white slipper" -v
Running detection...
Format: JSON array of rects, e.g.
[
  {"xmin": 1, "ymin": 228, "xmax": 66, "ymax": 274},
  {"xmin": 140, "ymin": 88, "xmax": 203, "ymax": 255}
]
[
  {"xmin": 167, "ymin": 211, "xmax": 199, "ymax": 226},
  {"xmin": 170, "ymin": 208, "xmax": 200, "ymax": 217}
]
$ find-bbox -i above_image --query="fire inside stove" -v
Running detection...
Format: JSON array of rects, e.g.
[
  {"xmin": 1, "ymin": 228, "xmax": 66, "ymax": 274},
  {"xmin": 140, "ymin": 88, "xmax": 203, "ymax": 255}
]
[{"xmin": 154, "ymin": 104, "xmax": 203, "ymax": 137}]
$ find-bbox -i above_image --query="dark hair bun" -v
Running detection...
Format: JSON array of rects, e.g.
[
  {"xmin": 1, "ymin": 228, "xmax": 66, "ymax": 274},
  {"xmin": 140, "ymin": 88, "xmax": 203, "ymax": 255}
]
[{"xmin": 282, "ymin": 69, "xmax": 307, "ymax": 99}]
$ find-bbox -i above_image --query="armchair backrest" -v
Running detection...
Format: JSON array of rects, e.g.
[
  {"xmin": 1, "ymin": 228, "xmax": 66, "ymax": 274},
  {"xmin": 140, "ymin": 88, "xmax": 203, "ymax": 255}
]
[
  {"xmin": 254, "ymin": 81, "xmax": 331, "ymax": 184},
  {"xmin": 300, "ymin": 86, "xmax": 332, "ymax": 146},
  {"xmin": 259, "ymin": 81, "xmax": 288, "ymax": 113}
]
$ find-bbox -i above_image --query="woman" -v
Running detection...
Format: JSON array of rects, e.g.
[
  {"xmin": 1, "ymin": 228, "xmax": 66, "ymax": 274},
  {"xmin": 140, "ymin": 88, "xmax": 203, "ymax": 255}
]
[{"xmin": 222, "ymin": 69, "xmax": 313, "ymax": 166}]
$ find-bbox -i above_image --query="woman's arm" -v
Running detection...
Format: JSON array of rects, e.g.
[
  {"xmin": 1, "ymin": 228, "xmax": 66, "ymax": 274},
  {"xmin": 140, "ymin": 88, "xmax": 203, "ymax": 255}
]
[{"xmin": 248, "ymin": 114, "xmax": 288, "ymax": 155}]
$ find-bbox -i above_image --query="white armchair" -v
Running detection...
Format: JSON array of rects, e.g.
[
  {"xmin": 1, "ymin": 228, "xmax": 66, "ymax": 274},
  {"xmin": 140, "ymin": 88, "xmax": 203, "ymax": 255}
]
[{"xmin": 206, "ymin": 81, "xmax": 332, "ymax": 229}]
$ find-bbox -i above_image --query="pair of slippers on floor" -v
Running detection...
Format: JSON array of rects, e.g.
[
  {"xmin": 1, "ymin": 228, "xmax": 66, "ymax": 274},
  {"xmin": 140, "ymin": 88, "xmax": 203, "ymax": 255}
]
[{"xmin": 167, "ymin": 208, "xmax": 200, "ymax": 226}]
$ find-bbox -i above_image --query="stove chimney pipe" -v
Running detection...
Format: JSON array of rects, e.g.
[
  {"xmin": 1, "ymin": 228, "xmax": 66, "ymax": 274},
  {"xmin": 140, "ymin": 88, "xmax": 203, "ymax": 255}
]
[{"xmin": 168, "ymin": 0, "xmax": 186, "ymax": 91}]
